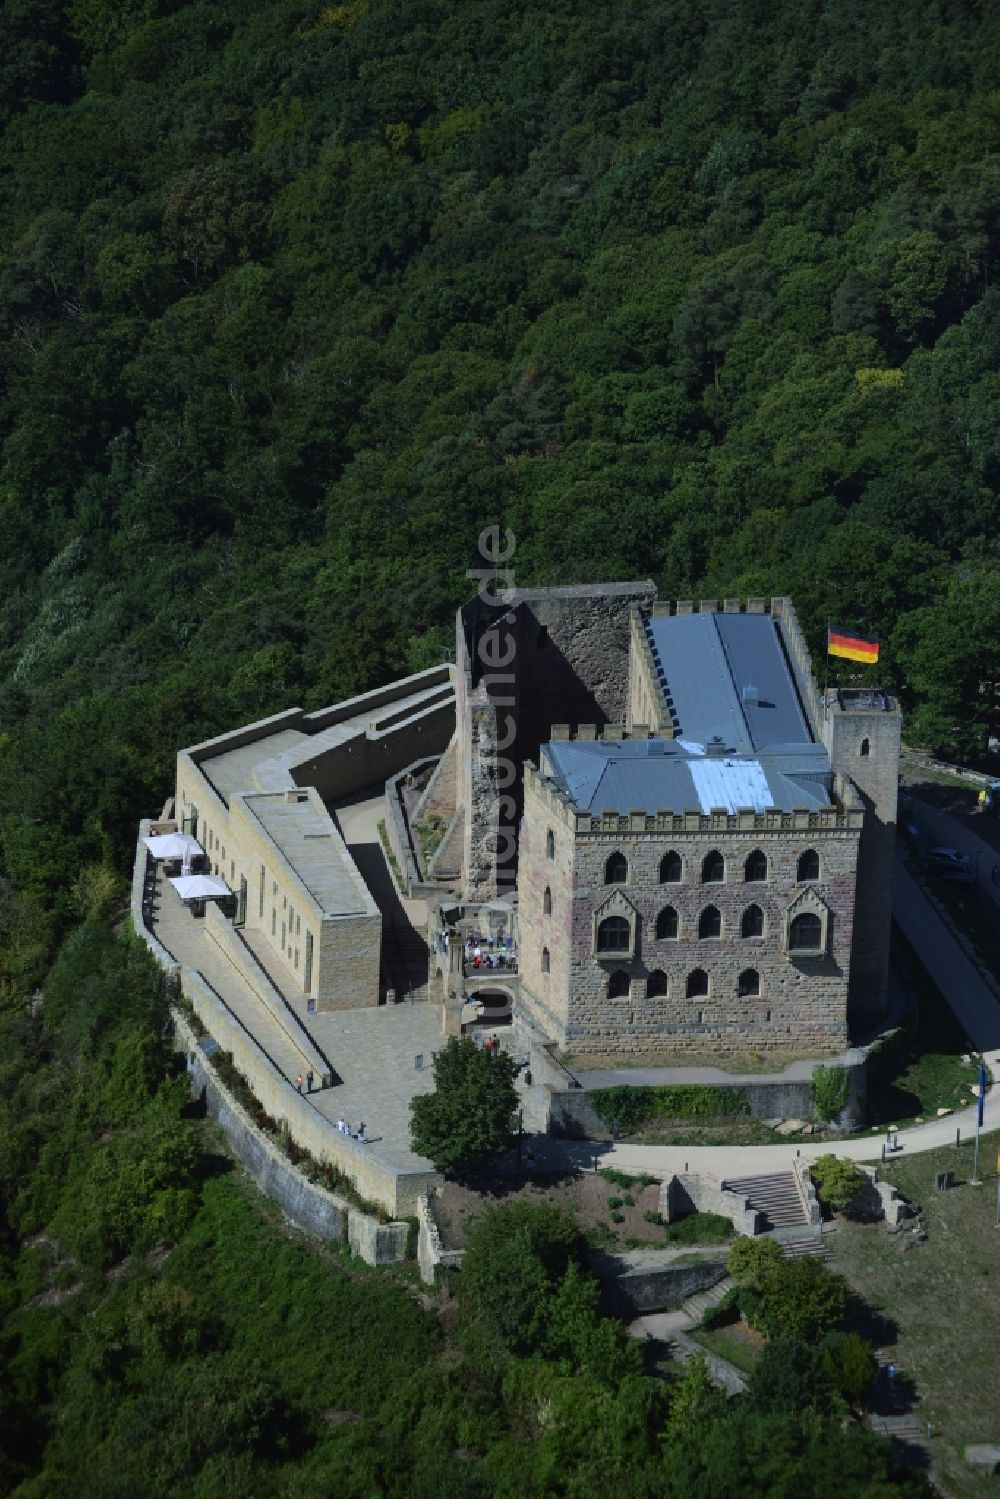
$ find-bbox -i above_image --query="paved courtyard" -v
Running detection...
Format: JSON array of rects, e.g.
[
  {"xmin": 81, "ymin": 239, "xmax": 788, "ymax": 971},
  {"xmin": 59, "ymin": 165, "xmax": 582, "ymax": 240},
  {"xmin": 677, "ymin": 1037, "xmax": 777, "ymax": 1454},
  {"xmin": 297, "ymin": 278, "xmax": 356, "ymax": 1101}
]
[{"xmin": 149, "ymin": 849, "xmax": 449, "ymax": 1173}]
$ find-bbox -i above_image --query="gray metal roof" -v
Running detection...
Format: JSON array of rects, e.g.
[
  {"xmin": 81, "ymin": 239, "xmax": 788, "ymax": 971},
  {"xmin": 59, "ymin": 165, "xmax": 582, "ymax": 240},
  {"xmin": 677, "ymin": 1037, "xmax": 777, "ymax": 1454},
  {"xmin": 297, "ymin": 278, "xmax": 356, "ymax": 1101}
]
[
  {"xmin": 645, "ymin": 611, "xmax": 812, "ymax": 752},
  {"xmin": 543, "ymin": 738, "xmax": 831, "ymax": 815},
  {"xmin": 241, "ymin": 792, "xmax": 377, "ymax": 917}
]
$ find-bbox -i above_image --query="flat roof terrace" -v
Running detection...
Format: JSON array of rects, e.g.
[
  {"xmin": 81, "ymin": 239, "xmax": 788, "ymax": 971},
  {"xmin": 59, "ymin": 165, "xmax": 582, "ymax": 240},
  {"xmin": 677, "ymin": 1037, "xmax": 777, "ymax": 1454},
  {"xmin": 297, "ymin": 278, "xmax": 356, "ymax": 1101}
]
[
  {"xmin": 241, "ymin": 790, "xmax": 376, "ymax": 918},
  {"xmin": 193, "ymin": 676, "xmax": 453, "ymax": 807}
]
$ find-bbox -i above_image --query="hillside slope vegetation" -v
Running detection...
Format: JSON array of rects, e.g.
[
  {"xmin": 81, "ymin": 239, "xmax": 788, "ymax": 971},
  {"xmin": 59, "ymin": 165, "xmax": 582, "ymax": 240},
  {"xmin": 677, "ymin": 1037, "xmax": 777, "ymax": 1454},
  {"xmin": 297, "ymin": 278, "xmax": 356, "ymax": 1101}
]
[{"xmin": 1, "ymin": 1, "xmax": 999, "ymax": 930}]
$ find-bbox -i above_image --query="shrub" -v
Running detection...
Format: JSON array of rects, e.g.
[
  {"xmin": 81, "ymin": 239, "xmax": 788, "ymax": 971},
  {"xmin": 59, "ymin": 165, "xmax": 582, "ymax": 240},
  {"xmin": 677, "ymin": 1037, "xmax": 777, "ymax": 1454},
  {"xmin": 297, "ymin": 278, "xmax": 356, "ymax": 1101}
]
[
  {"xmin": 820, "ymin": 1331, "xmax": 878, "ymax": 1407},
  {"xmin": 701, "ymin": 1286, "xmax": 740, "ymax": 1329},
  {"xmin": 810, "ymin": 1155, "xmax": 864, "ymax": 1214},
  {"xmin": 727, "ymin": 1237, "xmax": 847, "ymax": 1342},
  {"xmin": 811, "ymin": 1064, "xmax": 850, "ymax": 1123},
  {"xmin": 589, "ymin": 1084, "xmax": 749, "ymax": 1133}
]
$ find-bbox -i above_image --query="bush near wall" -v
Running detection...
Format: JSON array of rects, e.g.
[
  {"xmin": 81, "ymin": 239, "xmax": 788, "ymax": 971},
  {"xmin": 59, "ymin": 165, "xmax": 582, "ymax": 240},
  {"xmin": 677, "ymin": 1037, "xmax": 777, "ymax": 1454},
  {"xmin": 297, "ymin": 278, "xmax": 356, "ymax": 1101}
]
[{"xmin": 589, "ymin": 1085, "xmax": 749, "ymax": 1133}]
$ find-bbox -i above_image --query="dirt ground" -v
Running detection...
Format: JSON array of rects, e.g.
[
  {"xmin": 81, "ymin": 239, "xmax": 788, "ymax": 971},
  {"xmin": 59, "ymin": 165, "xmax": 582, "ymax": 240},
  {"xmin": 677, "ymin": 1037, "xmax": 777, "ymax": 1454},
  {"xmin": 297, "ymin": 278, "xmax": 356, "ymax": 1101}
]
[{"xmin": 433, "ymin": 1170, "xmax": 666, "ymax": 1252}]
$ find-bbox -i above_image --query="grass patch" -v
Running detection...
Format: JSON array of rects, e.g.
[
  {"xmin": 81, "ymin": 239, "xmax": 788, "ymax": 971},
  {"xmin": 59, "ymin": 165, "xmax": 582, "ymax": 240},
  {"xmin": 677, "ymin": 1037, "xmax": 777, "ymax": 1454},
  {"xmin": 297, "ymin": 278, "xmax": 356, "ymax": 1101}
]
[
  {"xmin": 829, "ymin": 1133, "xmax": 1000, "ymax": 1499},
  {"xmin": 599, "ymin": 1168, "xmax": 657, "ymax": 1190},
  {"xmin": 563, "ymin": 1049, "xmax": 813, "ymax": 1074},
  {"xmin": 689, "ymin": 1322, "xmax": 762, "ymax": 1376},
  {"xmin": 661, "ymin": 1211, "xmax": 734, "ymax": 1247},
  {"xmin": 376, "ymin": 819, "xmax": 408, "ymax": 895}
]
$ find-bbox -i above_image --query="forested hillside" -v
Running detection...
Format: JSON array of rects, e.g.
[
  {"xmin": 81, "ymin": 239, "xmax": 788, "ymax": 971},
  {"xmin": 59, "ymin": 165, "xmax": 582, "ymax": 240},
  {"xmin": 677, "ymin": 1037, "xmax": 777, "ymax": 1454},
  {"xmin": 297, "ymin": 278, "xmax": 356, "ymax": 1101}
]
[
  {"xmin": 2, "ymin": 0, "xmax": 1000, "ymax": 944},
  {"xmin": 1, "ymin": 4, "xmax": 997, "ymax": 1491}
]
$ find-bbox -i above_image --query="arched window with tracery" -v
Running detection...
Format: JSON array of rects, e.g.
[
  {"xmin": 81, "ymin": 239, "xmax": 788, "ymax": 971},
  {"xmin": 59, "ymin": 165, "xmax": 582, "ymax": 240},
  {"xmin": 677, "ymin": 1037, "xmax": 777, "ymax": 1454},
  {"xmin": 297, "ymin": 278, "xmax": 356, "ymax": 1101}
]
[
  {"xmin": 660, "ymin": 850, "xmax": 682, "ymax": 883},
  {"xmin": 789, "ymin": 912, "xmax": 822, "ymax": 951},
  {"xmin": 744, "ymin": 849, "xmax": 767, "ymax": 882},
  {"xmin": 702, "ymin": 850, "xmax": 725, "ymax": 883},
  {"xmin": 597, "ymin": 915, "xmax": 630, "ymax": 953},
  {"xmin": 797, "ymin": 849, "xmax": 820, "ymax": 881},
  {"xmin": 604, "ymin": 850, "xmax": 628, "ymax": 884}
]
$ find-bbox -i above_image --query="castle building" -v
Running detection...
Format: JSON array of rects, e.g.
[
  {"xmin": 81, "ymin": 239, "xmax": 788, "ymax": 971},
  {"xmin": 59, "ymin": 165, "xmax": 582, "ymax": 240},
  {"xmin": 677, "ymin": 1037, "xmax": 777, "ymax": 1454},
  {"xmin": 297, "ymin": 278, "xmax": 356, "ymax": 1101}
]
[{"xmin": 457, "ymin": 591, "xmax": 899, "ymax": 1058}]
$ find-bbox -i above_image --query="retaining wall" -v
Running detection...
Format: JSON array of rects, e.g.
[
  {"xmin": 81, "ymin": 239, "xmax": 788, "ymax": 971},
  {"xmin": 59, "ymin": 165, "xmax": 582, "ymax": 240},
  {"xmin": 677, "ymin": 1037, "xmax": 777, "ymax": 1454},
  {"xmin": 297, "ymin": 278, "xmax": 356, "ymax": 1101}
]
[
  {"xmin": 541, "ymin": 1050, "xmax": 868, "ymax": 1139},
  {"xmin": 593, "ymin": 1253, "xmax": 728, "ymax": 1316}
]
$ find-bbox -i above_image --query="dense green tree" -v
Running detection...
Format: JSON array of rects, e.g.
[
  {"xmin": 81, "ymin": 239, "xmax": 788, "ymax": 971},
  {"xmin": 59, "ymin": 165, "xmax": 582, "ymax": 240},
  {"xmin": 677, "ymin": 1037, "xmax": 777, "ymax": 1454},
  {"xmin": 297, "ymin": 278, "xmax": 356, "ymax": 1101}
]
[{"xmin": 409, "ymin": 1036, "xmax": 519, "ymax": 1173}]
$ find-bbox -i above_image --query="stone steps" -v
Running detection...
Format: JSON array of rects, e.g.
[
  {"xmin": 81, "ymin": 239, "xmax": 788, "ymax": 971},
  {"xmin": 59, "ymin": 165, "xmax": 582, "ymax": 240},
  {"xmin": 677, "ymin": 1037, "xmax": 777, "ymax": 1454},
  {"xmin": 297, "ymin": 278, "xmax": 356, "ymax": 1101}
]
[
  {"xmin": 722, "ymin": 1171, "xmax": 809, "ymax": 1229},
  {"xmin": 684, "ymin": 1276, "xmax": 734, "ymax": 1323},
  {"xmin": 776, "ymin": 1227, "xmax": 832, "ymax": 1261}
]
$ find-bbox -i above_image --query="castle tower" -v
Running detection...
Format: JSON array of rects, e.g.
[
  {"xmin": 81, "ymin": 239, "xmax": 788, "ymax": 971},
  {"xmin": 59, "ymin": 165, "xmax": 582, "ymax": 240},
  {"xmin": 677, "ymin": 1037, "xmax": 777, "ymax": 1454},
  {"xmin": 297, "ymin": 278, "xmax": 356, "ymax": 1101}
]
[{"xmin": 821, "ymin": 688, "xmax": 902, "ymax": 1019}]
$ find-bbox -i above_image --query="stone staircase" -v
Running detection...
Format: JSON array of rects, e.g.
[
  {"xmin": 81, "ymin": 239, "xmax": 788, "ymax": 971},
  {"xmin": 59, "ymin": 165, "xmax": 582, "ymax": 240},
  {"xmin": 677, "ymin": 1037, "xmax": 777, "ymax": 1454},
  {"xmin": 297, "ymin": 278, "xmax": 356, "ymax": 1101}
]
[
  {"xmin": 683, "ymin": 1276, "xmax": 734, "ymax": 1324},
  {"xmin": 722, "ymin": 1170, "xmax": 810, "ymax": 1230},
  {"xmin": 774, "ymin": 1226, "xmax": 832, "ymax": 1261}
]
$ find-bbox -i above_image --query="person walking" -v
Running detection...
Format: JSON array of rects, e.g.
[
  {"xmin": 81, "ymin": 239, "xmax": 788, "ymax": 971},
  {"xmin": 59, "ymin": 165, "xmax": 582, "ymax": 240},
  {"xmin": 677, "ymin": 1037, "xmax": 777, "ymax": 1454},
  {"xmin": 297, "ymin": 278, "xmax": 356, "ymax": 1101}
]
[
  {"xmin": 306, "ymin": 1070, "xmax": 314, "ymax": 1093},
  {"xmin": 295, "ymin": 1073, "xmax": 303, "ymax": 1093},
  {"xmin": 356, "ymin": 1122, "xmax": 366, "ymax": 1142}
]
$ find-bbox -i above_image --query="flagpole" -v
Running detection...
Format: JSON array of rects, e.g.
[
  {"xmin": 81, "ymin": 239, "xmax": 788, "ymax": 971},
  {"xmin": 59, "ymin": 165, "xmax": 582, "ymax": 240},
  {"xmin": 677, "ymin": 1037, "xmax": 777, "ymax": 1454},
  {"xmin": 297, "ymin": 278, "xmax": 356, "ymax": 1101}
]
[
  {"xmin": 971, "ymin": 1055, "xmax": 986, "ymax": 1186},
  {"xmin": 823, "ymin": 619, "xmax": 830, "ymax": 716}
]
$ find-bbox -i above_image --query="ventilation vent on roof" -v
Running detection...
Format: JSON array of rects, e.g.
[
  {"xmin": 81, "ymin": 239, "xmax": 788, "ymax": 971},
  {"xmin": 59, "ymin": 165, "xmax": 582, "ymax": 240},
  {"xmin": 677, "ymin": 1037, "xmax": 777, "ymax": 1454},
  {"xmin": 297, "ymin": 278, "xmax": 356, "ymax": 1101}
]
[
  {"xmin": 646, "ymin": 740, "xmax": 669, "ymax": 756},
  {"xmin": 742, "ymin": 684, "xmax": 759, "ymax": 707},
  {"xmin": 706, "ymin": 736, "xmax": 727, "ymax": 757}
]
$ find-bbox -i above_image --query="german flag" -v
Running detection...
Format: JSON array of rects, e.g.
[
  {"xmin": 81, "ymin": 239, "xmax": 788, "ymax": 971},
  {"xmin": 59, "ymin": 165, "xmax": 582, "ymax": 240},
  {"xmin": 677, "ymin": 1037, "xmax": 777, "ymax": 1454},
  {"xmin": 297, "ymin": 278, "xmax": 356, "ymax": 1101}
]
[{"xmin": 828, "ymin": 626, "xmax": 879, "ymax": 664}]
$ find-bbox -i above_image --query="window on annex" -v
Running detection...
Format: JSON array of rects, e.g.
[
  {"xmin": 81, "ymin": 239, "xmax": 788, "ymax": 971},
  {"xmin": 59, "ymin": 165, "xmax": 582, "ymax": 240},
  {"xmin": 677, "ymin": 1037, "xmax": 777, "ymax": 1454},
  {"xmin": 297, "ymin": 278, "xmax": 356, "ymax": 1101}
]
[
  {"xmin": 701, "ymin": 850, "xmax": 725, "ymax": 883},
  {"xmin": 646, "ymin": 970, "xmax": 668, "ymax": 998},
  {"xmin": 541, "ymin": 947, "xmax": 550, "ymax": 974},
  {"xmin": 860, "ymin": 737, "xmax": 870, "ymax": 757},
  {"xmin": 738, "ymin": 968, "xmax": 760, "ymax": 997},
  {"xmin": 789, "ymin": 912, "xmax": 823, "ymax": 952},
  {"xmin": 543, "ymin": 886, "xmax": 552, "ymax": 915},
  {"xmin": 604, "ymin": 850, "xmax": 628, "ymax": 884},
  {"xmin": 607, "ymin": 970, "xmax": 630, "ymax": 999},
  {"xmin": 546, "ymin": 829, "xmax": 555, "ymax": 860},
  {"xmin": 686, "ymin": 968, "xmax": 709, "ymax": 998},
  {"xmin": 659, "ymin": 850, "xmax": 682, "ymax": 883},
  {"xmin": 655, "ymin": 905, "xmax": 678, "ymax": 939},
  {"xmin": 741, "ymin": 904, "xmax": 764, "ymax": 938},
  {"xmin": 698, "ymin": 905, "xmax": 722, "ymax": 939},
  {"xmin": 797, "ymin": 849, "xmax": 820, "ymax": 881},
  {"xmin": 744, "ymin": 849, "xmax": 767, "ymax": 882},
  {"xmin": 596, "ymin": 915, "xmax": 631, "ymax": 953}
]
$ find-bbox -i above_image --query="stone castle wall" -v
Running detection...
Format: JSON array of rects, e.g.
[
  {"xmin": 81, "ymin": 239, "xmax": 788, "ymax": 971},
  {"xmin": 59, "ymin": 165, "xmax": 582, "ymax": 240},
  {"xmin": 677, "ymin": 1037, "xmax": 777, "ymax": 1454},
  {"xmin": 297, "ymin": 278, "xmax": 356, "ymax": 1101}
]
[
  {"xmin": 822, "ymin": 695, "xmax": 901, "ymax": 1016},
  {"xmin": 518, "ymin": 765, "xmax": 859, "ymax": 1055}
]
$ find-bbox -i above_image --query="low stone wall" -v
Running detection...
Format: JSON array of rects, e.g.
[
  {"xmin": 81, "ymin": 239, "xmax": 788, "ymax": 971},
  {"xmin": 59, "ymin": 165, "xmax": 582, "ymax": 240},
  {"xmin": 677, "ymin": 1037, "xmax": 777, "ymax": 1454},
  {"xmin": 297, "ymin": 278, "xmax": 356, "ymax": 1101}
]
[
  {"xmin": 416, "ymin": 1194, "xmax": 466, "ymax": 1286},
  {"xmin": 792, "ymin": 1157, "xmax": 823, "ymax": 1227},
  {"xmin": 592, "ymin": 1253, "xmax": 728, "ymax": 1317},
  {"xmin": 539, "ymin": 1049, "xmax": 868, "ymax": 1139},
  {"xmin": 176, "ymin": 1005, "xmax": 348, "ymax": 1243},
  {"xmin": 661, "ymin": 1174, "xmax": 764, "ymax": 1236},
  {"xmin": 203, "ymin": 901, "xmax": 331, "ymax": 1082},
  {"xmin": 348, "ymin": 1210, "xmax": 409, "ymax": 1265},
  {"xmin": 384, "ymin": 756, "xmax": 449, "ymax": 895}
]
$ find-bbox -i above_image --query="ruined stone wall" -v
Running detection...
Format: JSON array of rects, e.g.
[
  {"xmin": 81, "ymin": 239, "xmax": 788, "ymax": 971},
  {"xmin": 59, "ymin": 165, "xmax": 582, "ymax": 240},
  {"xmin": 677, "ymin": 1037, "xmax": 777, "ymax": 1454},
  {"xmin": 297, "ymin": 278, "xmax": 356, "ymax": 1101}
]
[
  {"xmin": 519, "ymin": 780, "xmax": 860, "ymax": 1054},
  {"xmin": 456, "ymin": 584, "xmax": 655, "ymax": 899}
]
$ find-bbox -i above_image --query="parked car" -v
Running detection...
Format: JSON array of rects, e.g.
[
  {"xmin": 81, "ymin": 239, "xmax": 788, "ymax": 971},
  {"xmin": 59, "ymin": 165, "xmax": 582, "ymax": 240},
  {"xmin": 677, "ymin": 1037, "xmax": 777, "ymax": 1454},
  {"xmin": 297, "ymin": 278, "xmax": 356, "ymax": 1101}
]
[{"xmin": 927, "ymin": 846, "xmax": 974, "ymax": 882}]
